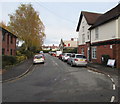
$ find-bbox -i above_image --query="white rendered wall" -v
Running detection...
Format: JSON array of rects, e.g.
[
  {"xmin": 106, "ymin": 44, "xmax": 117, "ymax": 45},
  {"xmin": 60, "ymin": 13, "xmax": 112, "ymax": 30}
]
[
  {"xmin": 78, "ymin": 15, "xmax": 91, "ymax": 45},
  {"xmin": 91, "ymin": 19, "xmax": 117, "ymax": 43}
]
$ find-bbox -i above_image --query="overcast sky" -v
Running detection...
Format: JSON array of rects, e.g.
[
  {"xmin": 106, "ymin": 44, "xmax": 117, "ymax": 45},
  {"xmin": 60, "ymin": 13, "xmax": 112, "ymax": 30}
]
[{"xmin": 0, "ymin": 0, "xmax": 119, "ymax": 46}]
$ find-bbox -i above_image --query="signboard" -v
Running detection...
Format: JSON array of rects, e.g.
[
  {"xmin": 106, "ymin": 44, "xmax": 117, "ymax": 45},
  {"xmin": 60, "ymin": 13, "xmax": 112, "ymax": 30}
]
[{"xmin": 107, "ymin": 59, "xmax": 115, "ymax": 67}]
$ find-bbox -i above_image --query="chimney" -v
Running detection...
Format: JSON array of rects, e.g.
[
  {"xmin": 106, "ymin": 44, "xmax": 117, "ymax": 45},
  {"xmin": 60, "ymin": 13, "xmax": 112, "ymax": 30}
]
[{"xmin": 71, "ymin": 38, "xmax": 74, "ymax": 41}]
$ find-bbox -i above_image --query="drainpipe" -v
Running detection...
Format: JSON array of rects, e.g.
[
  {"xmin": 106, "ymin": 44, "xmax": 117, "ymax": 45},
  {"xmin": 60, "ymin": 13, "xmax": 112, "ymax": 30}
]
[{"xmin": 89, "ymin": 30, "xmax": 92, "ymax": 62}]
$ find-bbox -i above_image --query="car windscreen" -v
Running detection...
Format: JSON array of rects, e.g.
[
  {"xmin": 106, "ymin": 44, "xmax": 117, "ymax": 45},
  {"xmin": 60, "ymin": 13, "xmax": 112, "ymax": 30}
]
[
  {"xmin": 34, "ymin": 56, "xmax": 43, "ymax": 59},
  {"xmin": 76, "ymin": 55, "xmax": 86, "ymax": 58},
  {"xmin": 67, "ymin": 54, "xmax": 71, "ymax": 56}
]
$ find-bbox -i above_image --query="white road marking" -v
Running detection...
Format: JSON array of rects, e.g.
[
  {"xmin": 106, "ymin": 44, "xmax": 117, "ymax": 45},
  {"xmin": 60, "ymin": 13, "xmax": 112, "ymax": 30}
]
[
  {"xmin": 107, "ymin": 75, "xmax": 110, "ymax": 78},
  {"xmin": 88, "ymin": 70, "xmax": 103, "ymax": 75},
  {"xmin": 55, "ymin": 62, "xmax": 58, "ymax": 66},
  {"xmin": 110, "ymin": 96, "xmax": 115, "ymax": 102},
  {"xmin": 113, "ymin": 84, "xmax": 116, "ymax": 90},
  {"xmin": 110, "ymin": 78, "xmax": 114, "ymax": 82}
]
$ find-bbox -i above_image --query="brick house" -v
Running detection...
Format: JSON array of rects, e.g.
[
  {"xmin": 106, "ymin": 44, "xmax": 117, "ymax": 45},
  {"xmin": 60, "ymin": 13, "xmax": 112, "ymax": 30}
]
[
  {"xmin": 76, "ymin": 4, "xmax": 120, "ymax": 68},
  {"xmin": 0, "ymin": 27, "xmax": 17, "ymax": 56},
  {"xmin": 76, "ymin": 11, "xmax": 102, "ymax": 61}
]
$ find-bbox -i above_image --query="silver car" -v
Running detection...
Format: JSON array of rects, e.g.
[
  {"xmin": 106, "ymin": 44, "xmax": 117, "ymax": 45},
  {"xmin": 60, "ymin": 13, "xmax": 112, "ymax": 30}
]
[
  {"xmin": 67, "ymin": 54, "xmax": 87, "ymax": 67},
  {"xmin": 33, "ymin": 54, "xmax": 45, "ymax": 64},
  {"xmin": 62, "ymin": 53, "xmax": 72, "ymax": 62}
]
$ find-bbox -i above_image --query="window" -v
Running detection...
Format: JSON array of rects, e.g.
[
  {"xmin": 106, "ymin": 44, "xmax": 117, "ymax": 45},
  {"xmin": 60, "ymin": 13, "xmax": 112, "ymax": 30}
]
[
  {"xmin": 81, "ymin": 48, "xmax": 84, "ymax": 55},
  {"xmin": 2, "ymin": 48, "xmax": 5, "ymax": 55},
  {"xmin": 68, "ymin": 43, "xmax": 70, "ymax": 47},
  {"xmin": 92, "ymin": 47, "xmax": 97, "ymax": 59},
  {"xmin": 82, "ymin": 26, "xmax": 84, "ymax": 32},
  {"xmin": 82, "ymin": 34, "xmax": 85, "ymax": 43},
  {"xmin": 11, "ymin": 35, "xmax": 13, "ymax": 44},
  {"xmin": 10, "ymin": 49, "xmax": 12, "ymax": 55},
  {"xmin": 110, "ymin": 45, "xmax": 112, "ymax": 49},
  {"xmin": 95, "ymin": 27, "xmax": 99, "ymax": 40},
  {"xmin": 87, "ymin": 31, "xmax": 90, "ymax": 40},
  {"xmin": 2, "ymin": 32, "xmax": 5, "ymax": 41}
]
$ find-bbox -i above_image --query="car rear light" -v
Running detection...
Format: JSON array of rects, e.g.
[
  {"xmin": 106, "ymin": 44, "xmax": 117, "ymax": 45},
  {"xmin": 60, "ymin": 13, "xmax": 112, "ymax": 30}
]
[
  {"xmin": 74, "ymin": 59, "xmax": 78, "ymax": 61},
  {"xmin": 85, "ymin": 59, "xmax": 87, "ymax": 62}
]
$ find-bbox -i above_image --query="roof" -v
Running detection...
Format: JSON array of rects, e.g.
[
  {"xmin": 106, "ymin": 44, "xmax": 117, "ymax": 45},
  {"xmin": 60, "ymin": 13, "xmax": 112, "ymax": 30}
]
[
  {"xmin": 0, "ymin": 26, "xmax": 17, "ymax": 38},
  {"xmin": 76, "ymin": 11, "xmax": 102, "ymax": 32},
  {"xmin": 89, "ymin": 4, "xmax": 120, "ymax": 30}
]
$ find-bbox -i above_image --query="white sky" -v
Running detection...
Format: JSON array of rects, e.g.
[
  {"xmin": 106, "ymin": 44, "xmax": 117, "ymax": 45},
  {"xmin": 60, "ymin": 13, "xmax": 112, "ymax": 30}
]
[{"xmin": 0, "ymin": 0, "xmax": 119, "ymax": 46}]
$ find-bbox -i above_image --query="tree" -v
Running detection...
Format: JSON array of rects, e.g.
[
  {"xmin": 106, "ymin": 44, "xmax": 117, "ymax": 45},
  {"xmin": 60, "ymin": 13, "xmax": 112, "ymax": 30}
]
[
  {"xmin": 0, "ymin": 21, "xmax": 9, "ymax": 30},
  {"xmin": 8, "ymin": 4, "xmax": 45, "ymax": 50}
]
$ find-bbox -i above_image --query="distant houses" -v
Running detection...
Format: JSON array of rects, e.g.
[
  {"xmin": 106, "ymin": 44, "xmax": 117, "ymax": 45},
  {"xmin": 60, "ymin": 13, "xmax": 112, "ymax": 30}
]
[
  {"xmin": 42, "ymin": 44, "xmax": 59, "ymax": 51},
  {"xmin": 76, "ymin": 4, "xmax": 120, "ymax": 68},
  {"xmin": 59, "ymin": 38, "xmax": 78, "ymax": 52},
  {"xmin": 0, "ymin": 27, "xmax": 17, "ymax": 56}
]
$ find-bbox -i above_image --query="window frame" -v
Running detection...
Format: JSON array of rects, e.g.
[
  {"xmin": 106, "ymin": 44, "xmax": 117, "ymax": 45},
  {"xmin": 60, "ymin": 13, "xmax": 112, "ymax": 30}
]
[
  {"xmin": 95, "ymin": 27, "xmax": 99, "ymax": 40},
  {"xmin": 2, "ymin": 48, "xmax": 5, "ymax": 55},
  {"xmin": 82, "ymin": 34, "xmax": 85, "ymax": 43},
  {"xmin": 10, "ymin": 49, "xmax": 12, "ymax": 55},
  {"xmin": 92, "ymin": 47, "xmax": 97, "ymax": 59}
]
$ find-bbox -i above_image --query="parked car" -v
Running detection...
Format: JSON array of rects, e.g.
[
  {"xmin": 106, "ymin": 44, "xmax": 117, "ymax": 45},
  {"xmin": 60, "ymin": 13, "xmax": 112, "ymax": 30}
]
[
  {"xmin": 67, "ymin": 54, "xmax": 87, "ymax": 67},
  {"xmin": 58, "ymin": 53, "xmax": 64, "ymax": 60},
  {"xmin": 39, "ymin": 51, "xmax": 44, "ymax": 54},
  {"xmin": 33, "ymin": 54, "xmax": 45, "ymax": 64},
  {"xmin": 56, "ymin": 51, "xmax": 62, "ymax": 57},
  {"xmin": 52, "ymin": 52, "xmax": 56, "ymax": 57},
  {"xmin": 62, "ymin": 53, "xmax": 72, "ymax": 62}
]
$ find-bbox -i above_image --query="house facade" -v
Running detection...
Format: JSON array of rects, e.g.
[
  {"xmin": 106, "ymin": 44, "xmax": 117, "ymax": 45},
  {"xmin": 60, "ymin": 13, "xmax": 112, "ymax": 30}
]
[
  {"xmin": 89, "ymin": 4, "xmax": 120, "ymax": 68},
  {"xmin": 59, "ymin": 38, "xmax": 78, "ymax": 52},
  {"xmin": 76, "ymin": 4, "xmax": 120, "ymax": 68},
  {"xmin": 76, "ymin": 11, "xmax": 102, "ymax": 61},
  {"xmin": 0, "ymin": 27, "xmax": 17, "ymax": 56},
  {"xmin": 42, "ymin": 44, "xmax": 59, "ymax": 51}
]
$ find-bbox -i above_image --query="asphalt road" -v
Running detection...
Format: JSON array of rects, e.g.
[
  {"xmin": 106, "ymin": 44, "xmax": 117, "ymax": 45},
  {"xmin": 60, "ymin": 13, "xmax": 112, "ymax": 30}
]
[{"xmin": 2, "ymin": 53, "xmax": 118, "ymax": 102}]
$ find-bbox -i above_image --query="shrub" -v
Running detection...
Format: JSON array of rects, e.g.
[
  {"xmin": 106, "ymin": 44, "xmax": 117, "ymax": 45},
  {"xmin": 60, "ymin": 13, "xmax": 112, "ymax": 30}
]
[
  {"xmin": 16, "ymin": 55, "xmax": 27, "ymax": 63},
  {"xmin": 63, "ymin": 48, "xmax": 77, "ymax": 53},
  {"xmin": 2, "ymin": 55, "xmax": 17, "ymax": 68}
]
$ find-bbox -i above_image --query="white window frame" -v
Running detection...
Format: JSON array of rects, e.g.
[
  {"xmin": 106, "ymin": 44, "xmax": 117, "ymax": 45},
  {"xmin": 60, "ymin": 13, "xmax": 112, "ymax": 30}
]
[
  {"xmin": 82, "ymin": 34, "xmax": 85, "ymax": 43},
  {"xmin": 95, "ymin": 27, "xmax": 99, "ymax": 40},
  {"xmin": 82, "ymin": 26, "xmax": 84, "ymax": 32},
  {"xmin": 87, "ymin": 31, "xmax": 89, "ymax": 40},
  {"xmin": 92, "ymin": 47, "xmax": 97, "ymax": 59},
  {"xmin": 81, "ymin": 48, "xmax": 84, "ymax": 55}
]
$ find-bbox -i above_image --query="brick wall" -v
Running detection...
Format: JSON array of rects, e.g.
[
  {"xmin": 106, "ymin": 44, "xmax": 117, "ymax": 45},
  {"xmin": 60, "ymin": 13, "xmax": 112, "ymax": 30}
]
[
  {"xmin": 0, "ymin": 31, "xmax": 1, "ymax": 70},
  {"xmin": 91, "ymin": 44, "xmax": 120, "ymax": 68},
  {"xmin": 2, "ymin": 31, "xmax": 17, "ymax": 56},
  {"xmin": 115, "ymin": 44, "xmax": 120, "ymax": 69},
  {"xmin": 78, "ymin": 42, "xmax": 90, "ymax": 60}
]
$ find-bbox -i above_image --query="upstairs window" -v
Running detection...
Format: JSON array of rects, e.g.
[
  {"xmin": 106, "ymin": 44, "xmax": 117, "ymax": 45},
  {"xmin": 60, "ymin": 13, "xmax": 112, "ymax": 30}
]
[
  {"xmin": 2, "ymin": 32, "xmax": 6, "ymax": 41},
  {"xmin": 11, "ymin": 35, "xmax": 13, "ymax": 44},
  {"xmin": 82, "ymin": 34, "xmax": 85, "ymax": 43},
  {"xmin": 68, "ymin": 43, "xmax": 70, "ymax": 47},
  {"xmin": 95, "ymin": 27, "xmax": 99, "ymax": 40},
  {"xmin": 81, "ymin": 48, "xmax": 84, "ymax": 55},
  {"xmin": 87, "ymin": 31, "xmax": 90, "ymax": 40},
  {"xmin": 82, "ymin": 26, "xmax": 84, "ymax": 32}
]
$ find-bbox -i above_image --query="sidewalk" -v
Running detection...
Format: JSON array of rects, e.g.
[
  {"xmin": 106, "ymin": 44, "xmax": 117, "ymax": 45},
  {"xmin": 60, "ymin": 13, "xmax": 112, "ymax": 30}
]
[
  {"xmin": 87, "ymin": 62, "xmax": 119, "ymax": 76},
  {"xmin": 87, "ymin": 62, "xmax": 120, "ymax": 87},
  {"xmin": 1, "ymin": 58, "xmax": 33, "ymax": 82}
]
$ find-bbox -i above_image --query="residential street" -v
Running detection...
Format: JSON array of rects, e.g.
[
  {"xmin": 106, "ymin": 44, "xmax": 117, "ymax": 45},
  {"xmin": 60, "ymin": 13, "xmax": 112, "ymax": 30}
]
[{"xmin": 2, "ymin": 54, "xmax": 118, "ymax": 102}]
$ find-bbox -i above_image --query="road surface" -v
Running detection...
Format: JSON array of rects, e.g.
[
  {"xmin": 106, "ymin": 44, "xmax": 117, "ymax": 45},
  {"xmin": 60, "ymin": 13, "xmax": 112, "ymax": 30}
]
[{"xmin": 2, "ymin": 54, "xmax": 118, "ymax": 102}]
